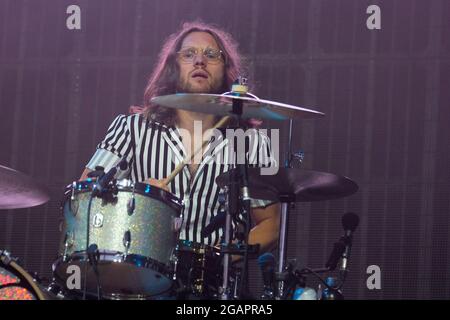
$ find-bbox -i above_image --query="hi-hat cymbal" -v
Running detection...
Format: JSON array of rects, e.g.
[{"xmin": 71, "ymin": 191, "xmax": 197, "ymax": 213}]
[
  {"xmin": 216, "ymin": 168, "xmax": 358, "ymax": 203},
  {"xmin": 0, "ymin": 165, "xmax": 50, "ymax": 210},
  {"xmin": 152, "ymin": 93, "xmax": 325, "ymax": 120}
]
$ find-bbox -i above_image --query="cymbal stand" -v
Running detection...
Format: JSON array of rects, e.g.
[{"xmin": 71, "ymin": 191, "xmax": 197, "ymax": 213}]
[
  {"xmin": 219, "ymin": 79, "xmax": 252, "ymax": 300},
  {"xmin": 275, "ymin": 119, "xmax": 295, "ymax": 300},
  {"xmin": 219, "ymin": 185, "xmax": 232, "ymax": 300},
  {"xmin": 275, "ymin": 194, "xmax": 295, "ymax": 300}
]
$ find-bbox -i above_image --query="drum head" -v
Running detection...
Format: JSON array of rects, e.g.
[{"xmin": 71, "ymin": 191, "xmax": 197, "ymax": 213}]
[{"xmin": 0, "ymin": 257, "xmax": 46, "ymax": 300}]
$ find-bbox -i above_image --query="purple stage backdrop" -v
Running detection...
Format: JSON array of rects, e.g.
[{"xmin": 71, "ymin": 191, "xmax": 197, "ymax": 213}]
[{"xmin": 0, "ymin": 0, "xmax": 449, "ymax": 299}]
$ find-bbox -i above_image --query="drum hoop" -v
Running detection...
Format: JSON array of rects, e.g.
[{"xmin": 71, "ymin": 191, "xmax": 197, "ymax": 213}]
[
  {"xmin": 176, "ymin": 240, "xmax": 220, "ymax": 255},
  {"xmin": 53, "ymin": 250, "xmax": 173, "ymax": 280},
  {"xmin": 62, "ymin": 180, "xmax": 183, "ymax": 213},
  {"xmin": 0, "ymin": 256, "xmax": 46, "ymax": 300},
  {"xmin": 52, "ymin": 251, "xmax": 174, "ymax": 299}
]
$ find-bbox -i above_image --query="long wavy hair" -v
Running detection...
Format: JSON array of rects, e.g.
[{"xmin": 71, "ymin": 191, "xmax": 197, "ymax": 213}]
[{"xmin": 132, "ymin": 21, "xmax": 244, "ymax": 127}]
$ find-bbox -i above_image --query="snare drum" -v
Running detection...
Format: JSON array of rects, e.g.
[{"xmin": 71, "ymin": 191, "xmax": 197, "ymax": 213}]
[
  {"xmin": 53, "ymin": 179, "xmax": 183, "ymax": 299},
  {"xmin": 173, "ymin": 240, "xmax": 222, "ymax": 298}
]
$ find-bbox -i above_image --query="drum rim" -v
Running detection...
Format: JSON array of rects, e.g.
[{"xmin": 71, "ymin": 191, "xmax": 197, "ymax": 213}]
[
  {"xmin": 176, "ymin": 240, "xmax": 221, "ymax": 255},
  {"xmin": 52, "ymin": 250, "xmax": 174, "ymax": 297},
  {"xmin": 0, "ymin": 255, "xmax": 46, "ymax": 300},
  {"xmin": 53, "ymin": 250, "xmax": 173, "ymax": 277},
  {"xmin": 63, "ymin": 179, "xmax": 183, "ymax": 213}
]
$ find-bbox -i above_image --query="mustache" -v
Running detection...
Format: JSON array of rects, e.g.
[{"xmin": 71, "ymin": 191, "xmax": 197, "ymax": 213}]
[{"xmin": 189, "ymin": 69, "xmax": 211, "ymax": 77}]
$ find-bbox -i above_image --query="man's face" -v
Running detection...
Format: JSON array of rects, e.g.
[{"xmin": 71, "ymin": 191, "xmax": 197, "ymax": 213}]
[{"xmin": 176, "ymin": 32, "xmax": 225, "ymax": 94}]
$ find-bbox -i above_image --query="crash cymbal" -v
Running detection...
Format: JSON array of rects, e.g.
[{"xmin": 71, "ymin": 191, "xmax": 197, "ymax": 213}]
[
  {"xmin": 0, "ymin": 165, "xmax": 50, "ymax": 210},
  {"xmin": 151, "ymin": 93, "xmax": 325, "ymax": 120},
  {"xmin": 216, "ymin": 167, "xmax": 358, "ymax": 203}
]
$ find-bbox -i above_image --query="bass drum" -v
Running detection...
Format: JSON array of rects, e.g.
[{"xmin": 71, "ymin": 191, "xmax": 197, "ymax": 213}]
[
  {"xmin": 0, "ymin": 250, "xmax": 47, "ymax": 300},
  {"xmin": 53, "ymin": 179, "xmax": 183, "ymax": 300}
]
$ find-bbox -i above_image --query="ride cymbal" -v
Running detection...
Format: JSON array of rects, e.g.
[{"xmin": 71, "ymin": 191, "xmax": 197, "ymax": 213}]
[{"xmin": 0, "ymin": 165, "xmax": 50, "ymax": 210}]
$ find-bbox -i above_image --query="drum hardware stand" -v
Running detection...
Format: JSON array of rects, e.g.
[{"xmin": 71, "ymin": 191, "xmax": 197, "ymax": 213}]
[
  {"xmin": 231, "ymin": 269, "xmax": 241, "ymax": 299},
  {"xmin": 275, "ymin": 118, "xmax": 298, "ymax": 300},
  {"xmin": 218, "ymin": 77, "xmax": 256, "ymax": 300},
  {"xmin": 273, "ymin": 209, "xmax": 340, "ymax": 300},
  {"xmin": 219, "ymin": 185, "xmax": 232, "ymax": 300},
  {"xmin": 285, "ymin": 119, "xmax": 305, "ymax": 168},
  {"xmin": 275, "ymin": 195, "xmax": 295, "ymax": 300},
  {"xmin": 290, "ymin": 268, "xmax": 344, "ymax": 300},
  {"xmin": 289, "ymin": 213, "xmax": 359, "ymax": 299},
  {"xmin": 270, "ymin": 259, "xmax": 301, "ymax": 300}
]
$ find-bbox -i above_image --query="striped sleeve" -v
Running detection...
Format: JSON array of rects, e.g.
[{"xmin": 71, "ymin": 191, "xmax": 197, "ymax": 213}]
[{"xmin": 86, "ymin": 114, "xmax": 133, "ymax": 172}]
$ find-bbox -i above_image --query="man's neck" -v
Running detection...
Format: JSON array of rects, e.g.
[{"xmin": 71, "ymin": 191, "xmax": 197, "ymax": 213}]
[{"xmin": 176, "ymin": 110, "xmax": 216, "ymax": 133}]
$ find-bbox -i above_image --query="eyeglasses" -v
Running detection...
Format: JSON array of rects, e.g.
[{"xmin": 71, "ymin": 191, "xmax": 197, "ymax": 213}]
[{"xmin": 177, "ymin": 47, "xmax": 224, "ymax": 64}]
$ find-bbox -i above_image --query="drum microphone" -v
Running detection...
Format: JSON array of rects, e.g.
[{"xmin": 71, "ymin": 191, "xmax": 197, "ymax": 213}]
[
  {"xmin": 258, "ymin": 252, "xmax": 275, "ymax": 300},
  {"xmin": 339, "ymin": 212, "xmax": 359, "ymax": 276},
  {"xmin": 325, "ymin": 239, "xmax": 346, "ymax": 271},
  {"xmin": 92, "ymin": 158, "xmax": 128, "ymax": 196},
  {"xmin": 86, "ymin": 243, "xmax": 102, "ymax": 300},
  {"xmin": 201, "ymin": 211, "xmax": 226, "ymax": 238},
  {"xmin": 87, "ymin": 244, "xmax": 99, "ymax": 266}
]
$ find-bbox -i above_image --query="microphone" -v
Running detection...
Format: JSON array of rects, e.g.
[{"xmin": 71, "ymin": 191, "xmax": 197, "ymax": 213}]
[
  {"xmin": 87, "ymin": 243, "xmax": 99, "ymax": 266},
  {"xmin": 86, "ymin": 243, "xmax": 102, "ymax": 300},
  {"xmin": 325, "ymin": 240, "xmax": 346, "ymax": 271},
  {"xmin": 258, "ymin": 252, "xmax": 275, "ymax": 300},
  {"xmin": 92, "ymin": 158, "xmax": 128, "ymax": 197},
  {"xmin": 339, "ymin": 212, "xmax": 359, "ymax": 275},
  {"xmin": 201, "ymin": 211, "xmax": 226, "ymax": 238}
]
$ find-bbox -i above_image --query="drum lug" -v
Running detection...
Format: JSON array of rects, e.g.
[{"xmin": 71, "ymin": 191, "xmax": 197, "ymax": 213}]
[
  {"xmin": 123, "ymin": 230, "xmax": 131, "ymax": 258},
  {"xmin": 62, "ymin": 231, "xmax": 74, "ymax": 259},
  {"xmin": 69, "ymin": 181, "xmax": 79, "ymax": 216},
  {"xmin": 172, "ymin": 216, "xmax": 183, "ymax": 233},
  {"xmin": 0, "ymin": 250, "xmax": 14, "ymax": 265},
  {"xmin": 127, "ymin": 184, "xmax": 136, "ymax": 216},
  {"xmin": 171, "ymin": 249, "xmax": 179, "ymax": 281},
  {"xmin": 71, "ymin": 181, "xmax": 76, "ymax": 201},
  {"xmin": 127, "ymin": 197, "xmax": 135, "ymax": 216}
]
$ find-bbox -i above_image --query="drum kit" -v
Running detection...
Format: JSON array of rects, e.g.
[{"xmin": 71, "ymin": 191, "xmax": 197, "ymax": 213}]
[{"xmin": 0, "ymin": 83, "xmax": 358, "ymax": 300}]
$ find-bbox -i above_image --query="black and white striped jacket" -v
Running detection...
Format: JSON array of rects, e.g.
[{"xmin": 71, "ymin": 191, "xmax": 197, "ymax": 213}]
[{"xmin": 86, "ymin": 113, "xmax": 276, "ymax": 246}]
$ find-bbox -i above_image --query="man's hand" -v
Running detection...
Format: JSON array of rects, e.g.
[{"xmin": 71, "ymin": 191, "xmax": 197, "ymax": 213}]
[{"xmin": 145, "ymin": 178, "xmax": 170, "ymax": 192}]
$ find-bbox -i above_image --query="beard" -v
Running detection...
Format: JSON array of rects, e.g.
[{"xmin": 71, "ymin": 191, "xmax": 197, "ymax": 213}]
[{"xmin": 177, "ymin": 76, "xmax": 224, "ymax": 94}]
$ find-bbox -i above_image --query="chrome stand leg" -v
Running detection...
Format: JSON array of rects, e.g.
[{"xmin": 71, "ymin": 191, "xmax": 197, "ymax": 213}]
[{"xmin": 276, "ymin": 201, "xmax": 289, "ymax": 299}]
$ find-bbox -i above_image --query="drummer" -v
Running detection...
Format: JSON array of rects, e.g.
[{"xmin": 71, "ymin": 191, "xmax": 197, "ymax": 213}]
[{"xmin": 80, "ymin": 21, "xmax": 280, "ymax": 254}]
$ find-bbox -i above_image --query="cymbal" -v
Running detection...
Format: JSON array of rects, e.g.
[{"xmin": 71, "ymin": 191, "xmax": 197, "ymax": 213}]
[
  {"xmin": 152, "ymin": 93, "xmax": 325, "ymax": 120},
  {"xmin": 0, "ymin": 165, "xmax": 50, "ymax": 210},
  {"xmin": 215, "ymin": 168, "xmax": 358, "ymax": 203}
]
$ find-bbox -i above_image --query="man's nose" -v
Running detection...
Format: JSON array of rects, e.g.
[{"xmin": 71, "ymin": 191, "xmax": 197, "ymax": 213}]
[{"xmin": 193, "ymin": 53, "xmax": 207, "ymax": 66}]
